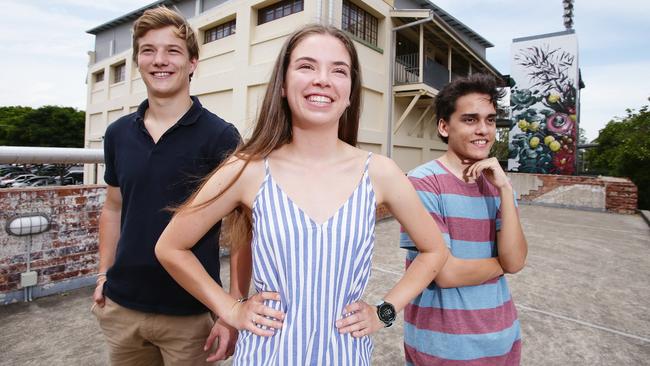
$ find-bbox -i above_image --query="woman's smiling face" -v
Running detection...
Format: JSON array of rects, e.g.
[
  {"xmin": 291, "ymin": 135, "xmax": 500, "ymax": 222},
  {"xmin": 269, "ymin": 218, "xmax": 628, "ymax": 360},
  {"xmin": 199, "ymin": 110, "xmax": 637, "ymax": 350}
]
[{"xmin": 283, "ymin": 33, "xmax": 352, "ymax": 129}]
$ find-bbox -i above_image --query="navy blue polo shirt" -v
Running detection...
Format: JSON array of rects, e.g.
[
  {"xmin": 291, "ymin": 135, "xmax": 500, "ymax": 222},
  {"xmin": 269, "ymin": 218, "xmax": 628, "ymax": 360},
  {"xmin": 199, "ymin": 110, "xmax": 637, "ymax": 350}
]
[{"xmin": 103, "ymin": 96, "xmax": 240, "ymax": 315}]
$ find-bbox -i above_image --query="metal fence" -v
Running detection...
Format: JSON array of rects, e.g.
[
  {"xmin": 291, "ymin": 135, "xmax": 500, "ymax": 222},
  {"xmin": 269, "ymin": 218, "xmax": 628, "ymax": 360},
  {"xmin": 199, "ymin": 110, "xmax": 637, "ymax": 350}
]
[{"xmin": 0, "ymin": 146, "xmax": 104, "ymax": 187}]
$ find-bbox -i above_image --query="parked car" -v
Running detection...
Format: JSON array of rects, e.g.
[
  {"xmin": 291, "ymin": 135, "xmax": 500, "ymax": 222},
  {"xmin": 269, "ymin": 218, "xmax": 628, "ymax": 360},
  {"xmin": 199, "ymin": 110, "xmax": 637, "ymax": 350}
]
[
  {"xmin": 1, "ymin": 171, "xmax": 29, "ymax": 181},
  {"xmin": 35, "ymin": 164, "xmax": 67, "ymax": 176},
  {"xmin": 0, "ymin": 174, "xmax": 35, "ymax": 188},
  {"xmin": 11, "ymin": 176, "xmax": 57, "ymax": 187},
  {"xmin": 30, "ymin": 177, "xmax": 60, "ymax": 187},
  {"xmin": 1, "ymin": 164, "xmax": 23, "ymax": 172},
  {"xmin": 0, "ymin": 167, "xmax": 30, "ymax": 179},
  {"xmin": 63, "ymin": 171, "xmax": 84, "ymax": 185}
]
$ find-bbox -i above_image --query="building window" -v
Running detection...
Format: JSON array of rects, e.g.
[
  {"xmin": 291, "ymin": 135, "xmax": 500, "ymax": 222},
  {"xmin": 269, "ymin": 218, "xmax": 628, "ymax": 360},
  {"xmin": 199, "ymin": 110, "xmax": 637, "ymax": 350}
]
[
  {"xmin": 258, "ymin": 0, "xmax": 303, "ymax": 25},
  {"xmin": 342, "ymin": 0, "xmax": 378, "ymax": 46},
  {"xmin": 204, "ymin": 19, "xmax": 236, "ymax": 44},
  {"xmin": 112, "ymin": 63, "xmax": 126, "ymax": 84},
  {"xmin": 94, "ymin": 70, "xmax": 104, "ymax": 83}
]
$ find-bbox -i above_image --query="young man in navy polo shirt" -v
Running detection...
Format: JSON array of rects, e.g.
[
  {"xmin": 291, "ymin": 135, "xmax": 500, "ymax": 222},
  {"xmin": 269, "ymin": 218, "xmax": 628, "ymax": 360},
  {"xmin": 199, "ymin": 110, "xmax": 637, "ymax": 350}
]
[{"xmin": 92, "ymin": 7, "xmax": 241, "ymax": 365}]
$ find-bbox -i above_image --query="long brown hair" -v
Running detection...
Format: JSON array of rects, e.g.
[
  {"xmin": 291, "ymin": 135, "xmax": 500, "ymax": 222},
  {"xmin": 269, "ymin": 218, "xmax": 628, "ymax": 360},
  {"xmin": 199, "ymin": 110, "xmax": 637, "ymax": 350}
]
[{"xmin": 178, "ymin": 24, "xmax": 363, "ymax": 251}]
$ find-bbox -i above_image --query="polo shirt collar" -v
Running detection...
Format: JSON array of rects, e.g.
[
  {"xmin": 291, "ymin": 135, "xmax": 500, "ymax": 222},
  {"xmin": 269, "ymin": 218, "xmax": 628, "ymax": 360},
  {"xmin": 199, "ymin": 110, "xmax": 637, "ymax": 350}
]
[{"xmin": 134, "ymin": 96, "xmax": 203, "ymax": 126}]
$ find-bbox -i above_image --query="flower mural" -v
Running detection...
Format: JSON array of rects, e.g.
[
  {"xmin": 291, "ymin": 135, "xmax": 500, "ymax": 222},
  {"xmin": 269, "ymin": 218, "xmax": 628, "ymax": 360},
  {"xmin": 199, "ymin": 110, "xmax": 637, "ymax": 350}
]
[{"xmin": 508, "ymin": 43, "xmax": 578, "ymax": 175}]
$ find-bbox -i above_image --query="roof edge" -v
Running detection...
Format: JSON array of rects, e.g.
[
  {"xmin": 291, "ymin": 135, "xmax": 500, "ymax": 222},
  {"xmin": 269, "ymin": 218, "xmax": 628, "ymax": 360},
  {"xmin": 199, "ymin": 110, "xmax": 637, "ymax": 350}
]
[
  {"xmin": 415, "ymin": 0, "xmax": 494, "ymax": 48},
  {"xmin": 513, "ymin": 29, "xmax": 576, "ymax": 43},
  {"xmin": 86, "ymin": 0, "xmax": 175, "ymax": 34},
  {"xmin": 430, "ymin": 14, "xmax": 503, "ymax": 78}
]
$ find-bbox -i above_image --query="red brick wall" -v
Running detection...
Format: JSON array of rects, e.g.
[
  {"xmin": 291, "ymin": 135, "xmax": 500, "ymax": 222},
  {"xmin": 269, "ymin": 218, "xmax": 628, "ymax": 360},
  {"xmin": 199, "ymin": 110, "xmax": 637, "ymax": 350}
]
[
  {"xmin": 0, "ymin": 186, "xmax": 105, "ymax": 296},
  {"xmin": 519, "ymin": 174, "xmax": 638, "ymax": 214},
  {"xmin": 605, "ymin": 181, "xmax": 638, "ymax": 214}
]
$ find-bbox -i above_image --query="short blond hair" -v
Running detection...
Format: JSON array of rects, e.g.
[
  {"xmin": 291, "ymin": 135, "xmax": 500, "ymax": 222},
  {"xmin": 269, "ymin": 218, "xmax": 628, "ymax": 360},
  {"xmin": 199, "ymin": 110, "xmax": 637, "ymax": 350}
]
[{"xmin": 132, "ymin": 6, "xmax": 199, "ymax": 63}]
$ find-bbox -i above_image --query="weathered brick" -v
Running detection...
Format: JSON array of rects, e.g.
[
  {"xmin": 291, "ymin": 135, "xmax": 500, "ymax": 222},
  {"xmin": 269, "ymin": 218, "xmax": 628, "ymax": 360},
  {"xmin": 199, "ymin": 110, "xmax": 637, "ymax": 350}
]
[
  {"xmin": 40, "ymin": 264, "xmax": 66, "ymax": 276},
  {"xmin": 8, "ymin": 263, "xmax": 27, "ymax": 273},
  {"xmin": 7, "ymin": 273, "xmax": 21, "ymax": 283},
  {"xmin": 0, "ymin": 186, "xmax": 107, "ymax": 298},
  {"xmin": 31, "ymin": 257, "xmax": 66, "ymax": 269},
  {"xmin": 50, "ymin": 270, "xmax": 81, "ymax": 282}
]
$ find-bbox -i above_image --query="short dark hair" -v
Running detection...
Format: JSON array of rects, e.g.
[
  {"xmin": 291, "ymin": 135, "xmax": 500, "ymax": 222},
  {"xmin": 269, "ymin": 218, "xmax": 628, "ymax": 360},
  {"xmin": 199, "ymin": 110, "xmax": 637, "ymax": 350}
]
[{"xmin": 435, "ymin": 73, "xmax": 504, "ymax": 143}]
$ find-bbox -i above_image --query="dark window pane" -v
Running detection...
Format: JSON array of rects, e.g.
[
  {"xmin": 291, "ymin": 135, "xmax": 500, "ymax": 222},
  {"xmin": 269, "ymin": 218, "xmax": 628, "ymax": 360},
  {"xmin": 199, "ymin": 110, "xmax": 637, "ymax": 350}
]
[
  {"xmin": 258, "ymin": 0, "xmax": 304, "ymax": 24},
  {"xmin": 113, "ymin": 64, "xmax": 125, "ymax": 83},
  {"xmin": 341, "ymin": 1, "xmax": 378, "ymax": 46},
  {"xmin": 204, "ymin": 19, "xmax": 236, "ymax": 43}
]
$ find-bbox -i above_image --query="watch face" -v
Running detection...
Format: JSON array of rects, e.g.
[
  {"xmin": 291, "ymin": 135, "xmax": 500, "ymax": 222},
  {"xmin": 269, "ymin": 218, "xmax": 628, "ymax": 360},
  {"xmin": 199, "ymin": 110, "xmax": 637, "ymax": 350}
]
[{"xmin": 378, "ymin": 302, "xmax": 396, "ymax": 323}]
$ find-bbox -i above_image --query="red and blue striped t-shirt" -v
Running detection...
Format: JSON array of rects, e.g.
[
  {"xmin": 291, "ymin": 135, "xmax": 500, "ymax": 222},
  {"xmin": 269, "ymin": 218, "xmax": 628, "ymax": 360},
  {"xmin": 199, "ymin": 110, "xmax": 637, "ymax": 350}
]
[{"xmin": 400, "ymin": 160, "xmax": 521, "ymax": 366}]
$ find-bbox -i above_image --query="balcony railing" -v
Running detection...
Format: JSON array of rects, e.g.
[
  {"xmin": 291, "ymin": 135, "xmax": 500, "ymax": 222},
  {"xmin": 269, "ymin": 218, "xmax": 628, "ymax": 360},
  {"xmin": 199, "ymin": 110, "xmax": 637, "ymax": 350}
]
[
  {"xmin": 394, "ymin": 53, "xmax": 455, "ymax": 91},
  {"xmin": 394, "ymin": 53, "xmax": 419, "ymax": 84},
  {"xmin": 425, "ymin": 59, "xmax": 451, "ymax": 90}
]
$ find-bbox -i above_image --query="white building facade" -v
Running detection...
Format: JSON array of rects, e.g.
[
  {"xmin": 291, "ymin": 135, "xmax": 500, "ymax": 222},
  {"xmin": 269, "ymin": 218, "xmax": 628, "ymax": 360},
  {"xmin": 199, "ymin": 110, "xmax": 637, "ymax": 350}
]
[{"xmin": 85, "ymin": 0, "xmax": 501, "ymax": 182}]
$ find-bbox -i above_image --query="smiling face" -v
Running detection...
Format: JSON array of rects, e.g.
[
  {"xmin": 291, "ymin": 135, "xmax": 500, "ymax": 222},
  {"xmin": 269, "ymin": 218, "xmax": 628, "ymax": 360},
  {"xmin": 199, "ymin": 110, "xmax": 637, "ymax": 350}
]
[
  {"xmin": 437, "ymin": 92, "xmax": 497, "ymax": 161},
  {"xmin": 136, "ymin": 26, "xmax": 197, "ymax": 99},
  {"xmin": 283, "ymin": 33, "xmax": 352, "ymax": 130}
]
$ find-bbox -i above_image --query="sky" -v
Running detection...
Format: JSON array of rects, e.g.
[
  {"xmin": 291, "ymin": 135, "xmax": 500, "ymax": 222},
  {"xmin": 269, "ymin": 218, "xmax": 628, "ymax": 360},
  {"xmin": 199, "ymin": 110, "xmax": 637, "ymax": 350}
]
[{"xmin": 0, "ymin": 0, "xmax": 648, "ymax": 141}]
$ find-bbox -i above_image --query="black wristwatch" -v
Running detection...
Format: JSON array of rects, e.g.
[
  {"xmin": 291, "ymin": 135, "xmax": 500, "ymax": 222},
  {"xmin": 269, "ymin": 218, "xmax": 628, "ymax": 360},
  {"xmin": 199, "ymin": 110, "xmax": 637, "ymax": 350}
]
[{"xmin": 375, "ymin": 300, "xmax": 396, "ymax": 328}]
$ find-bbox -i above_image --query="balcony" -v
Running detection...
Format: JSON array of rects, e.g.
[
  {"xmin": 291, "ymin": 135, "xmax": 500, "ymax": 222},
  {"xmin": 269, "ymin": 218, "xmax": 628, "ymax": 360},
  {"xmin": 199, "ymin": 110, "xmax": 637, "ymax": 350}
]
[
  {"xmin": 394, "ymin": 53, "xmax": 463, "ymax": 91},
  {"xmin": 390, "ymin": 13, "xmax": 501, "ymax": 97}
]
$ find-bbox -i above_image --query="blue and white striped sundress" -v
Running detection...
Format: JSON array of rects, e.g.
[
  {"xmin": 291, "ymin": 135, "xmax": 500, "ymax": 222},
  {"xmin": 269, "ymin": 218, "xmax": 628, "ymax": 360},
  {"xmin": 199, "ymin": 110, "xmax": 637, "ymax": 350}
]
[{"xmin": 233, "ymin": 153, "xmax": 376, "ymax": 365}]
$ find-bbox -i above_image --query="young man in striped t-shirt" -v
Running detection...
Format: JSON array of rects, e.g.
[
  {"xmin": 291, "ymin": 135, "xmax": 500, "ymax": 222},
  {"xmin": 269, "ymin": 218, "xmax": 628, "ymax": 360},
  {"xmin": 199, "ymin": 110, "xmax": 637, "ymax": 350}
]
[{"xmin": 401, "ymin": 74, "xmax": 528, "ymax": 365}]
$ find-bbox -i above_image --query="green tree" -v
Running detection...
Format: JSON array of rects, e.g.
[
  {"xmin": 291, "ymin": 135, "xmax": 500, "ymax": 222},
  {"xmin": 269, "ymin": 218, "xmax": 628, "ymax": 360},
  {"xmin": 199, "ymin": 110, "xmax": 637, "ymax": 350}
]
[
  {"xmin": 586, "ymin": 102, "xmax": 650, "ymax": 209},
  {"xmin": 0, "ymin": 106, "xmax": 85, "ymax": 147},
  {"xmin": 0, "ymin": 106, "xmax": 32, "ymax": 143},
  {"xmin": 490, "ymin": 126, "xmax": 510, "ymax": 162}
]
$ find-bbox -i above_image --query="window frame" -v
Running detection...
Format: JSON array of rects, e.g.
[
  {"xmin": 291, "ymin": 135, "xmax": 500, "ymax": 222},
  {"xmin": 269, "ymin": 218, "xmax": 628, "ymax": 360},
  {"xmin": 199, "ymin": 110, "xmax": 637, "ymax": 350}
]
[
  {"xmin": 204, "ymin": 19, "xmax": 237, "ymax": 44},
  {"xmin": 93, "ymin": 70, "xmax": 105, "ymax": 83},
  {"xmin": 112, "ymin": 63, "xmax": 126, "ymax": 84},
  {"xmin": 258, "ymin": 0, "xmax": 304, "ymax": 25},
  {"xmin": 342, "ymin": 0, "xmax": 379, "ymax": 47}
]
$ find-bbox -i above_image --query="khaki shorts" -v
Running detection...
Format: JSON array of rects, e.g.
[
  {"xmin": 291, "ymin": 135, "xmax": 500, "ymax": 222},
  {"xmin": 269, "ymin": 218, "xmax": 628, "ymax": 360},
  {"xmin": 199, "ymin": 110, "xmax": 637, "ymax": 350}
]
[{"xmin": 92, "ymin": 297, "xmax": 214, "ymax": 366}]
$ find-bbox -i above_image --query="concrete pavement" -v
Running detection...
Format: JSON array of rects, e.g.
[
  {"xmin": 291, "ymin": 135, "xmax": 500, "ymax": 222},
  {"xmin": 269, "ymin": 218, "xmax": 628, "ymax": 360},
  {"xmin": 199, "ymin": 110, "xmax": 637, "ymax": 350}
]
[{"xmin": 1, "ymin": 205, "xmax": 649, "ymax": 365}]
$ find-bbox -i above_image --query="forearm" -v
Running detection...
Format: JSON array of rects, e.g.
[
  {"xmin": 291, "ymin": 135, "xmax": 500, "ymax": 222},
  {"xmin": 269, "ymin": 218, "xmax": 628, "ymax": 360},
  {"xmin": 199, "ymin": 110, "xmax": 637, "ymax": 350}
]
[
  {"xmin": 497, "ymin": 186, "xmax": 527, "ymax": 273},
  {"xmin": 435, "ymin": 256, "xmax": 503, "ymax": 288},
  {"xmin": 98, "ymin": 207, "xmax": 120, "ymax": 273},
  {"xmin": 383, "ymin": 250, "xmax": 448, "ymax": 312},
  {"xmin": 229, "ymin": 243, "xmax": 252, "ymax": 299}
]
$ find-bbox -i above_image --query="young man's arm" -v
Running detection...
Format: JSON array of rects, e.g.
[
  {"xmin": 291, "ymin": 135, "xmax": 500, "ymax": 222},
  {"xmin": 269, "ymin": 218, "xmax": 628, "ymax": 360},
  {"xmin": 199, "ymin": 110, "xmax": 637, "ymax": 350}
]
[
  {"xmin": 495, "ymin": 185, "xmax": 527, "ymax": 273},
  {"xmin": 93, "ymin": 185, "xmax": 122, "ymax": 307},
  {"xmin": 203, "ymin": 124, "xmax": 246, "ymax": 361},
  {"xmin": 466, "ymin": 157, "xmax": 527, "ymax": 273},
  {"xmin": 434, "ymin": 256, "xmax": 503, "ymax": 288},
  {"xmin": 403, "ymin": 169, "xmax": 504, "ymax": 289},
  {"xmin": 204, "ymin": 230, "xmax": 252, "ymax": 362}
]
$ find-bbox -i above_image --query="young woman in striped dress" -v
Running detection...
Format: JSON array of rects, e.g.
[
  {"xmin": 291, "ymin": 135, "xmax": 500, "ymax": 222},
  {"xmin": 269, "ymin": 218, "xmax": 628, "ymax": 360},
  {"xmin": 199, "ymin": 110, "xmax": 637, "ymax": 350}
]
[{"xmin": 155, "ymin": 24, "xmax": 449, "ymax": 365}]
